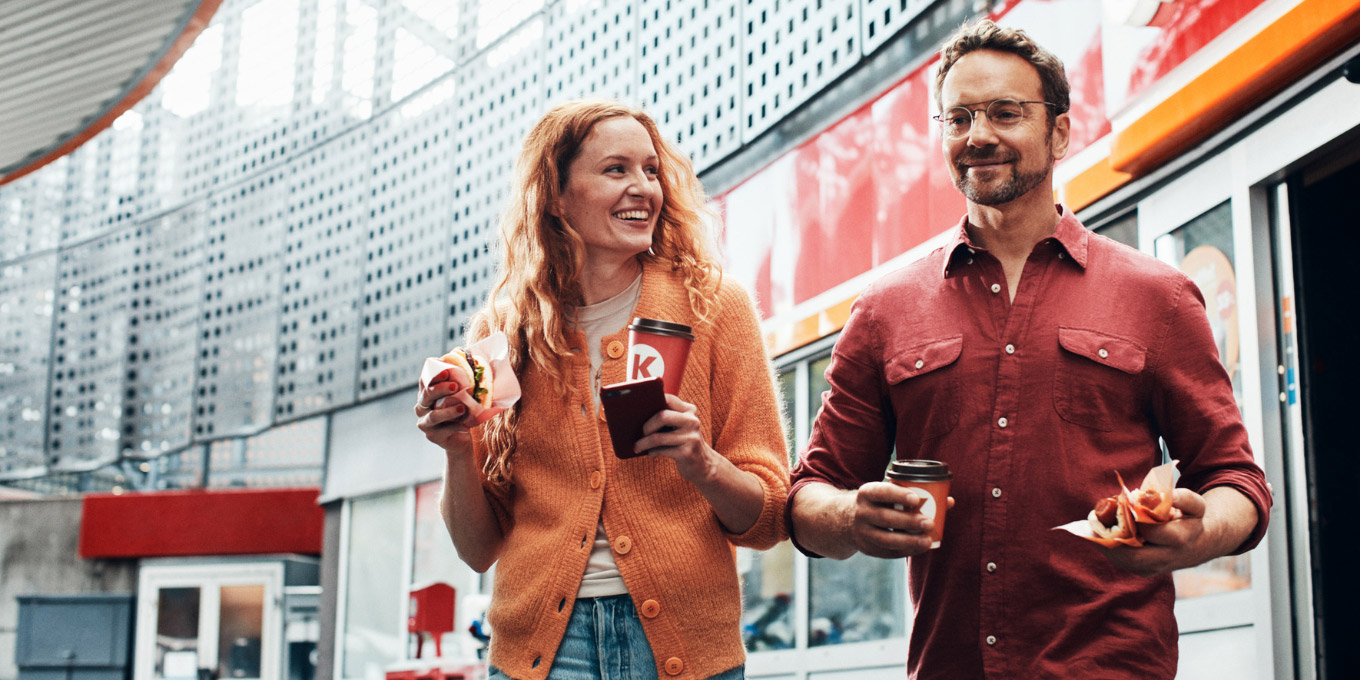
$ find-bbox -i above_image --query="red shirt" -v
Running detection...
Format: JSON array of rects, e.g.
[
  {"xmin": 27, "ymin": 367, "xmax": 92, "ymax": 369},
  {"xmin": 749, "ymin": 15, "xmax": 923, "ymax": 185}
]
[{"xmin": 788, "ymin": 208, "xmax": 1271, "ymax": 680}]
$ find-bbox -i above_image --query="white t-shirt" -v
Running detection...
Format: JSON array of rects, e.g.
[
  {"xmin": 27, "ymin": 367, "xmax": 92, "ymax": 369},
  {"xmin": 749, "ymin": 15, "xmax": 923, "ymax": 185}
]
[{"xmin": 573, "ymin": 272, "xmax": 642, "ymax": 598}]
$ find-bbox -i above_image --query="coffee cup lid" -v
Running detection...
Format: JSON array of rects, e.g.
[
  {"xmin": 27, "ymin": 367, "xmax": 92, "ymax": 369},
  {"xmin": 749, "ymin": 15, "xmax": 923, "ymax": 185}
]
[
  {"xmin": 886, "ymin": 459, "xmax": 951, "ymax": 481},
  {"xmin": 628, "ymin": 317, "xmax": 694, "ymax": 340}
]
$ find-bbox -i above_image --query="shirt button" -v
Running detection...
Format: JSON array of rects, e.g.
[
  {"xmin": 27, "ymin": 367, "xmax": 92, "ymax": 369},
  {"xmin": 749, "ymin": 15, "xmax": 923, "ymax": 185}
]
[
  {"xmin": 967, "ymin": 257, "xmax": 974, "ymax": 265},
  {"xmin": 986, "ymin": 562, "xmax": 997, "ymax": 573},
  {"xmin": 589, "ymin": 471, "xmax": 602, "ymax": 489},
  {"xmin": 664, "ymin": 657, "xmax": 684, "ymax": 676},
  {"xmin": 613, "ymin": 536, "xmax": 632, "ymax": 555},
  {"xmin": 1004, "ymin": 344, "xmax": 1015, "ymax": 355},
  {"xmin": 990, "ymin": 283, "xmax": 1001, "ymax": 294},
  {"xmin": 1059, "ymin": 252, "xmax": 1066, "ymax": 259},
  {"xmin": 997, "ymin": 416, "xmax": 1008, "ymax": 428},
  {"xmin": 1098, "ymin": 348, "xmax": 1109, "ymax": 359},
  {"xmin": 992, "ymin": 487, "xmax": 1002, "ymax": 498},
  {"xmin": 986, "ymin": 635, "xmax": 997, "ymax": 646},
  {"xmin": 606, "ymin": 340, "xmax": 625, "ymax": 359},
  {"xmin": 914, "ymin": 359, "xmax": 924, "ymax": 369},
  {"xmin": 640, "ymin": 599, "xmax": 661, "ymax": 618}
]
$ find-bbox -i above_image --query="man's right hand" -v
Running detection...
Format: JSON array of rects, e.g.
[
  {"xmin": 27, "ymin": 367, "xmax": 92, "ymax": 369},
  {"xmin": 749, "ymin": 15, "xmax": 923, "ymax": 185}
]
[{"xmin": 851, "ymin": 481, "xmax": 947, "ymax": 559}]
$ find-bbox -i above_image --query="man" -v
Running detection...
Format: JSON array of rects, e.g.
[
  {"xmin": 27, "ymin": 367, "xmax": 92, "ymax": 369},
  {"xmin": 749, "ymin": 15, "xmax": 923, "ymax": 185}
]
[{"xmin": 787, "ymin": 20, "xmax": 1271, "ymax": 679}]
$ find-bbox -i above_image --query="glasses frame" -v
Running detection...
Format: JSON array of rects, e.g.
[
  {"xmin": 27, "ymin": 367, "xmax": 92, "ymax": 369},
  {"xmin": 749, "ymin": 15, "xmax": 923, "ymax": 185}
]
[{"xmin": 932, "ymin": 99, "xmax": 1058, "ymax": 138}]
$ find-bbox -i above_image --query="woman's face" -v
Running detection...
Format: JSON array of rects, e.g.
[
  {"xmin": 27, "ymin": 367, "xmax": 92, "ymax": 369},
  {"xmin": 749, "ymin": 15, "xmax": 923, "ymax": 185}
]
[{"xmin": 557, "ymin": 116, "xmax": 663, "ymax": 266}]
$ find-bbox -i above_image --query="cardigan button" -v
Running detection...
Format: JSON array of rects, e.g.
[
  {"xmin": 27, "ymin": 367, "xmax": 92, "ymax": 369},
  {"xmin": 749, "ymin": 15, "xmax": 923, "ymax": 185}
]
[
  {"xmin": 606, "ymin": 340, "xmax": 625, "ymax": 359},
  {"xmin": 640, "ymin": 599, "xmax": 661, "ymax": 618},
  {"xmin": 664, "ymin": 657, "xmax": 684, "ymax": 676},
  {"xmin": 613, "ymin": 535, "xmax": 632, "ymax": 555},
  {"xmin": 589, "ymin": 471, "xmax": 603, "ymax": 489}
]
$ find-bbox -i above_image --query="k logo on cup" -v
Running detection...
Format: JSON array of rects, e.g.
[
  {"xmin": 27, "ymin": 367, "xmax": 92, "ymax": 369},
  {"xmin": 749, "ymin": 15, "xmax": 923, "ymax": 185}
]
[
  {"xmin": 629, "ymin": 343, "xmax": 666, "ymax": 382},
  {"xmin": 907, "ymin": 486, "xmax": 938, "ymax": 521}
]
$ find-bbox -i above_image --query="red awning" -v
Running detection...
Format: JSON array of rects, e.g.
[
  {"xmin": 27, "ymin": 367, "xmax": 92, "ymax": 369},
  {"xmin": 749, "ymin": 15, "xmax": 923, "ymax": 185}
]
[{"xmin": 79, "ymin": 487, "xmax": 324, "ymax": 558}]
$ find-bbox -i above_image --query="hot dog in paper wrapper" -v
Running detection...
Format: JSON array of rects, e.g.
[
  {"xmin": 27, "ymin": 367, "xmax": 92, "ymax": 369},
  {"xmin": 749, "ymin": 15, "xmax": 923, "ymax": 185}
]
[
  {"xmin": 419, "ymin": 331, "xmax": 521, "ymax": 425},
  {"xmin": 1055, "ymin": 460, "xmax": 1181, "ymax": 548}
]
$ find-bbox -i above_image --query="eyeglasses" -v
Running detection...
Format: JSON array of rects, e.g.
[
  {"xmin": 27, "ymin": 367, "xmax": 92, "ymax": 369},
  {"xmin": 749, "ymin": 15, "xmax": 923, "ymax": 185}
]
[{"xmin": 932, "ymin": 99, "xmax": 1057, "ymax": 138}]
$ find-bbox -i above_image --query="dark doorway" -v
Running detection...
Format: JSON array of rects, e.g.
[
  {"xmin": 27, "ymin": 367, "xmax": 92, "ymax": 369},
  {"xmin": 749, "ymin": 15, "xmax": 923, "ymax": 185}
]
[{"xmin": 1289, "ymin": 148, "xmax": 1360, "ymax": 680}]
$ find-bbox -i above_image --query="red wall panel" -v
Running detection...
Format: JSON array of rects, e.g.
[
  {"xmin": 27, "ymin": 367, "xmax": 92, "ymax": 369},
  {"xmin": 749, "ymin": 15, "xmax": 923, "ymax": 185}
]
[{"xmin": 79, "ymin": 487, "xmax": 324, "ymax": 558}]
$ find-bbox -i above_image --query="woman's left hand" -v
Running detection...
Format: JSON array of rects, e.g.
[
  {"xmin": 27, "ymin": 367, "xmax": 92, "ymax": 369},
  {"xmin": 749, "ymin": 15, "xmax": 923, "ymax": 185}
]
[{"xmin": 635, "ymin": 393, "xmax": 719, "ymax": 485}]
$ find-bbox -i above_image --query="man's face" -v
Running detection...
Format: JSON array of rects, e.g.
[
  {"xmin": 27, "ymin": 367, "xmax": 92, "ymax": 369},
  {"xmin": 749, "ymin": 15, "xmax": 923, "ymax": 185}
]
[{"xmin": 938, "ymin": 50, "xmax": 1069, "ymax": 207}]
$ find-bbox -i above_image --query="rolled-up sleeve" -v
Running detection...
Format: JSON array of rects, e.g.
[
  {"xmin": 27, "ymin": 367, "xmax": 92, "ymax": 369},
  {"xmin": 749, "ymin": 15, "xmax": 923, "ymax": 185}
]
[
  {"xmin": 1150, "ymin": 278, "xmax": 1272, "ymax": 554},
  {"xmin": 786, "ymin": 293, "xmax": 897, "ymax": 556},
  {"xmin": 708, "ymin": 282, "xmax": 792, "ymax": 550}
]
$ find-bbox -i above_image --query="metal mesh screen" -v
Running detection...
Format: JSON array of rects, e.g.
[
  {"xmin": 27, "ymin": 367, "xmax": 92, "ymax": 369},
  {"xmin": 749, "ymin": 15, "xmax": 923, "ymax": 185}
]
[{"xmin": 0, "ymin": 0, "xmax": 947, "ymax": 484}]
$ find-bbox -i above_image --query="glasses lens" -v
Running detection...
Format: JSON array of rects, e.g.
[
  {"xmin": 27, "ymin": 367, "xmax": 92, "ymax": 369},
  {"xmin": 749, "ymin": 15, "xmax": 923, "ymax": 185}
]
[
  {"xmin": 986, "ymin": 100, "xmax": 1025, "ymax": 129},
  {"xmin": 943, "ymin": 108, "xmax": 972, "ymax": 137}
]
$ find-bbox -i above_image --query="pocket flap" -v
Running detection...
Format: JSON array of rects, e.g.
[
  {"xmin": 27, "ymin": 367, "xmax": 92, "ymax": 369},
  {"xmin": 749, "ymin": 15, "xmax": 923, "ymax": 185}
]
[
  {"xmin": 885, "ymin": 335, "xmax": 964, "ymax": 383},
  {"xmin": 1057, "ymin": 327, "xmax": 1146, "ymax": 374}
]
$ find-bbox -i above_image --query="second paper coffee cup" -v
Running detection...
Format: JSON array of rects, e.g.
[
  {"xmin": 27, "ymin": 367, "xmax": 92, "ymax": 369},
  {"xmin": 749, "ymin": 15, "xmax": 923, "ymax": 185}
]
[
  {"xmin": 885, "ymin": 459, "xmax": 952, "ymax": 549},
  {"xmin": 626, "ymin": 317, "xmax": 694, "ymax": 395}
]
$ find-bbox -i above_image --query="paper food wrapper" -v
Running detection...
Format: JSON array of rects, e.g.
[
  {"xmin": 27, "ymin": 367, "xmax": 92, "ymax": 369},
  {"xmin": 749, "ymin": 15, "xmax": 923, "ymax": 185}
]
[
  {"xmin": 1055, "ymin": 460, "xmax": 1181, "ymax": 548},
  {"xmin": 418, "ymin": 331, "xmax": 521, "ymax": 425}
]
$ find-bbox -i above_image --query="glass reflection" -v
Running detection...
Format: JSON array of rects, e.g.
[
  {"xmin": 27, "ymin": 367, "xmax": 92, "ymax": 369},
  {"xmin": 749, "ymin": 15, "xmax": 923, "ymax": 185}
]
[
  {"xmin": 155, "ymin": 587, "xmax": 201, "ymax": 680},
  {"xmin": 218, "ymin": 585, "xmax": 265, "ymax": 679},
  {"xmin": 808, "ymin": 552, "xmax": 906, "ymax": 646},
  {"xmin": 740, "ymin": 542, "xmax": 796, "ymax": 651}
]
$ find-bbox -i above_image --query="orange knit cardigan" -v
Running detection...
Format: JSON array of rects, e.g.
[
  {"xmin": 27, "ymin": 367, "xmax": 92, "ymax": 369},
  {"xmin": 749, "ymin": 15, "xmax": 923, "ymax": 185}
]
[{"xmin": 474, "ymin": 262, "xmax": 789, "ymax": 680}]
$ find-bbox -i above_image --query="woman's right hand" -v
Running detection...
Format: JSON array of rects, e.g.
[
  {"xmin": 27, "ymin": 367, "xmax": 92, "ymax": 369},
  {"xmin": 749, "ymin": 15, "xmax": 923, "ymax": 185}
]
[{"xmin": 415, "ymin": 379, "xmax": 473, "ymax": 452}]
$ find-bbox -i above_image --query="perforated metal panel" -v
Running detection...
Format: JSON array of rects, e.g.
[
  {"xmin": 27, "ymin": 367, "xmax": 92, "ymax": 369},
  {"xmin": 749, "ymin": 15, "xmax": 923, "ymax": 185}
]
[
  {"xmin": 206, "ymin": 416, "xmax": 325, "ymax": 487},
  {"xmin": 741, "ymin": 0, "xmax": 862, "ymax": 139},
  {"xmin": 859, "ymin": 0, "xmax": 934, "ymax": 55},
  {"xmin": 448, "ymin": 21, "xmax": 545, "ymax": 345},
  {"xmin": 277, "ymin": 128, "xmax": 369, "ymax": 419},
  {"xmin": 120, "ymin": 207, "xmax": 204, "ymax": 459},
  {"xmin": 49, "ymin": 229, "xmax": 136, "ymax": 471},
  {"xmin": 0, "ymin": 254, "xmax": 55, "ymax": 478},
  {"xmin": 0, "ymin": 165, "xmax": 63, "ymax": 261},
  {"xmin": 639, "ymin": 0, "xmax": 743, "ymax": 170},
  {"xmin": 357, "ymin": 85, "xmax": 456, "ymax": 398},
  {"xmin": 545, "ymin": 0, "xmax": 638, "ymax": 105},
  {"xmin": 197, "ymin": 171, "xmax": 286, "ymax": 440}
]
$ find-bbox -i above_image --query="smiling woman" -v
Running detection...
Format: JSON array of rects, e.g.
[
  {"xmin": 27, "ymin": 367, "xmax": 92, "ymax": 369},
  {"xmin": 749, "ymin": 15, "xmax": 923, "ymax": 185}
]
[{"xmin": 414, "ymin": 99, "xmax": 790, "ymax": 680}]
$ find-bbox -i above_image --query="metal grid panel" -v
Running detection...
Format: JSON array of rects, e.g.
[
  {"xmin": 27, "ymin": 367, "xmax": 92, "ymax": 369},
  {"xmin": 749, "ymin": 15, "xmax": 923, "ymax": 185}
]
[
  {"xmin": 639, "ymin": 0, "xmax": 743, "ymax": 170},
  {"xmin": 278, "ymin": 127, "xmax": 370, "ymax": 418},
  {"xmin": 448, "ymin": 22, "xmax": 545, "ymax": 345},
  {"xmin": 120, "ymin": 207, "xmax": 204, "ymax": 459},
  {"xmin": 207, "ymin": 416, "xmax": 325, "ymax": 487},
  {"xmin": 197, "ymin": 171, "xmax": 287, "ymax": 440},
  {"xmin": 49, "ymin": 229, "xmax": 136, "ymax": 471},
  {"xmin": 859, "ymin": 0, "xmax": 935, "ymax": 55},
  {"xmin": 357, "ymin": 86, "xmax": 457, "ymax": 397},
  {"xmin": 0, "ymin": 163, "xmax": 63, "ymax": 261},
  {"xmin": 0, "ymin": 254, "xmax": 55, "ymax": 478},
  {"xmin": 545, "ymin": 0, "xmax": 639, "ymax": 105},
  {"xmin": 741, "ymin": 0, "xmax": 863, "ymax": 139}
]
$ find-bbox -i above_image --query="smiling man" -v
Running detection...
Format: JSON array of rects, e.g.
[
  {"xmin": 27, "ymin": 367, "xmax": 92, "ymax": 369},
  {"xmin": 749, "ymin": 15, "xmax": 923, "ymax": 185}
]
[{"xmin": 786, "ymin": 20, "xmax": 1272, "ymax": 679}]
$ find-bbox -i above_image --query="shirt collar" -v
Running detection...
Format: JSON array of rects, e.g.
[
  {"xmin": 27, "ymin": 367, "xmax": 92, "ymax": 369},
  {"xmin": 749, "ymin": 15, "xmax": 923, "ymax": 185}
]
[{"xmin": 941, "ymin": 205, "xmax": 1089, "ymax": 277}]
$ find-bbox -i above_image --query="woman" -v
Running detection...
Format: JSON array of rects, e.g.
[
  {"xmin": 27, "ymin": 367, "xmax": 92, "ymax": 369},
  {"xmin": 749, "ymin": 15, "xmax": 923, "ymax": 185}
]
[{"xmin": 415, "ymin": 100, "xmax": 789, "ymax": 680}]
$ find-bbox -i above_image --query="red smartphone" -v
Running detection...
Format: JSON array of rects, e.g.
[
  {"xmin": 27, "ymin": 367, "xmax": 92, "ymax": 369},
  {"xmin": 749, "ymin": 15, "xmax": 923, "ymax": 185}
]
[{"xmin": 601, "ymin": 377, "xmax": 667, "ymax": 459}]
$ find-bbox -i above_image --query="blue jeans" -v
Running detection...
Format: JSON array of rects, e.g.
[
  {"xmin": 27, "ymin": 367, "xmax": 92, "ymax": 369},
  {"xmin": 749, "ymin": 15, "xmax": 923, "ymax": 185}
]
[{"xmin": 488, "ymin": 594, "xmax": 744, "ymax": 680}]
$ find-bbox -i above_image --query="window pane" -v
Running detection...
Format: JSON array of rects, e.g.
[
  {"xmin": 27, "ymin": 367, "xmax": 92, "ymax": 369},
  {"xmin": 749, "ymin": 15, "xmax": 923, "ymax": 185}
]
[
  {"xmin": 411, "ymin": 480, "xmax": 481, "ymax": 659},
  {"xmin": 1094, "ymin": 210, "xmax": 1138, "ymax": 248},
  {"xmin": 807, "ymin": 353, "xmax": 832, "ymax": 427},
  {"xmin": 1152, "ymin": 201, "xmax": 1251, "ymax": 599},
  {"xmin": 218, "ymin": 585, "xmax": 264, "ymax": 679},
  {"xmin": 739, "ymin": 542, "xmax": 796, "ymax": 651},
  {"xmin": 778, "ymin": 368, "xmax": 797, "ymax": 464},
  {"xmin": 156, "ymin": 587, "xmax": 201, "ymax": 680},
  {"xmin": 343, "ymin": 490, "xmax": 406, "ymax": 679},
  {"xmin": 809, "ymin": 553, "xmax": 906, "ymax": 646}
]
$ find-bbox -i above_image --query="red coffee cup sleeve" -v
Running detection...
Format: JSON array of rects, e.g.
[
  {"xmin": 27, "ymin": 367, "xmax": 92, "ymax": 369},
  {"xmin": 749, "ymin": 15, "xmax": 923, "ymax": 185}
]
[{"xmin": 419, "ymin": 331, "xmax": 522, "ymax": 425}]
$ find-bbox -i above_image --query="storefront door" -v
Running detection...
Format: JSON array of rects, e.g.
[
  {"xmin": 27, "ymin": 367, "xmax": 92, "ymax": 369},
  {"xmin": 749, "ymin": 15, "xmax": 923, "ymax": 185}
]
[{"xmin": 135, "ymin": 562, "xmax": 284, "ymax": 680}]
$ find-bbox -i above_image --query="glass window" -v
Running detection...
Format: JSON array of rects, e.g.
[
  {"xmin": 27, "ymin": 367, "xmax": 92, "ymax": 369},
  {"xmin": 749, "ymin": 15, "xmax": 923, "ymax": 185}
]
[
  {"xmin": 218, "ymin": 585, "xmax": 264, "ymax": 680},
  {"xmin": 778, "ymin": 368, "xmax": 797, "ymax": 464},
  {"xmin": 342, "ymin": 490, "xmax": 406, "ymax": 680},
  {"xmin": 807, "ymin": 353, "xmax": 832, "ymax": 426},
  {"xmin": 1094, "ymin": 210, "xmax": 1138, "ymax": 248},
  {"xmin": 1153, "ymin": 201, "xmax": 1251, "ymax": 599},
  {"xmin": 411, "ymin": 480, "xmax": 482, "ymax": 659},
  {"xmin": 155, "ymin": 587, "xmax": 201, "ymax": 680},
  {"xmin": 809, "ymin": 553, "xmax": 906, "ymax": 646},
  {"xmin": 740, "ymin": 541, "xmax": 796, "ymax": 651}
]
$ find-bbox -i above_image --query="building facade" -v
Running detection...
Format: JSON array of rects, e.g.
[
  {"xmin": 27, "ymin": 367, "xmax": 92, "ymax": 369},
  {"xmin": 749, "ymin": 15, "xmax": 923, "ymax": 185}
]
[{"xmin": 2, "ymin": 0, "xmax": 1358, "ymax": 678}]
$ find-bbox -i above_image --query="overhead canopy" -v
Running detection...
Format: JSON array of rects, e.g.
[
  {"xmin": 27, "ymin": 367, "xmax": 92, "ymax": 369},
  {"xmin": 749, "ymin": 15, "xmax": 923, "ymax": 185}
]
[{"xmin": 0, "ymin": 0, "xmax": 222, "ymax": 185}]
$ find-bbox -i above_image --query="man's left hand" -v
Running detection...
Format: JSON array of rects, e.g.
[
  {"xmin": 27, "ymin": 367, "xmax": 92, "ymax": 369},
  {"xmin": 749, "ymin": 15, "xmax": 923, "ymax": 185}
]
[{"xmin": 1099, "ymin": 486, "xmax": 1257, "ymax": 577}]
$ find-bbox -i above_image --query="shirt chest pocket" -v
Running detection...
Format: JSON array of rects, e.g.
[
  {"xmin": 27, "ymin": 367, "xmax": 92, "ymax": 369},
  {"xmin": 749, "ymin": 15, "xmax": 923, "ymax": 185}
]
[
  {"xmin": 884, "ymin": 335, "xmax": 963, "ymax": 440},
  {"xmin": 1053, "ymin": 327, "xmax": 1146, "ymax": 432}
]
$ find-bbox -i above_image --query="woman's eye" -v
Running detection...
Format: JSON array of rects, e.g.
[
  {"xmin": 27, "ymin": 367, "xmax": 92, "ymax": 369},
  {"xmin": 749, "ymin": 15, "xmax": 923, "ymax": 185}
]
[
  {"xmin": 605, "ymin": 165, "xmax": 624, "ymax": 174},
  {"xmin": 645, "ymin": 166, "xmax": 660, "ymax": 175}
]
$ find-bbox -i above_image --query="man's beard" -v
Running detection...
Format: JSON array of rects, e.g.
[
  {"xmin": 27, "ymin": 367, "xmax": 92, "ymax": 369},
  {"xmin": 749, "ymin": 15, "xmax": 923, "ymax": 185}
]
[{"xmin": 954, "ymin": 148, "xmax": 1053, "ymax": 206}]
